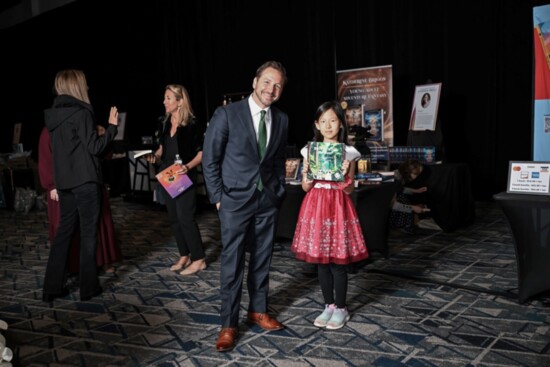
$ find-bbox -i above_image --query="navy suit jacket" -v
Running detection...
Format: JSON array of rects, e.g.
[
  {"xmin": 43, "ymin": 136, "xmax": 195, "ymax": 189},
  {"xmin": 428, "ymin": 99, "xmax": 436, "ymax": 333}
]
[{"xmin": 202, "ymin": 98, "xmax": 288, "ymax": 211}]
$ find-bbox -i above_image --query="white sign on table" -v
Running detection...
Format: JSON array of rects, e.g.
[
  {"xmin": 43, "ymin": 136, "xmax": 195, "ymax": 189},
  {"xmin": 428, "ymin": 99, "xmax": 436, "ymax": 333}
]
[{"xmin": 507, "ymin": 161, "xmax": 550, "ymax": 195}]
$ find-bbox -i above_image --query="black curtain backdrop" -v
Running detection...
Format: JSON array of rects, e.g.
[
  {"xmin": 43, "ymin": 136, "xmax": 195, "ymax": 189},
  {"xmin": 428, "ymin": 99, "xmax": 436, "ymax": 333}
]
[{"xmin": 0, "ymin": 0, "xmax": 546, "ymax": 200}]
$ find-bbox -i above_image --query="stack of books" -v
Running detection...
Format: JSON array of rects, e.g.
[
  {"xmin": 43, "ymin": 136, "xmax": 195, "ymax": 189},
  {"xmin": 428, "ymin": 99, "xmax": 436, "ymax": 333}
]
[
  {"xmin": 388, "ymin": 146, "xmax": 436, "ymax": 164},
  {"xmin": 356, "ymin": 171, "xmax": 395, "ymax": 184}
]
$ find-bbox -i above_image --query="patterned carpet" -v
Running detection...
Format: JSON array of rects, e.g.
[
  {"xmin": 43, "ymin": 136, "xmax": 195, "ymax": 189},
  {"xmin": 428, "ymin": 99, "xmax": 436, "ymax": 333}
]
[{"xmin": 0, "ymin": 197, "xmax": 549, "ymax": 367}]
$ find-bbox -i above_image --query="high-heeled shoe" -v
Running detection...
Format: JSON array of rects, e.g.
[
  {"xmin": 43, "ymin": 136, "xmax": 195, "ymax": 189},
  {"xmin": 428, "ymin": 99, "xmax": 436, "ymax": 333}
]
[
  {"xmin": 179, "ymin": 260, "xmax": 207, "ymax": 275},
  {"xmin": 170, "ymin": 256, "xmax": 191, "ymax": 271}
]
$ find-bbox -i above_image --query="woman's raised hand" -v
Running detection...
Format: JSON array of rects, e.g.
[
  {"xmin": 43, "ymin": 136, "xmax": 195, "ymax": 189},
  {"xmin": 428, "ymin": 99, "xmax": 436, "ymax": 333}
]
[{"xmin": 108, "ymin": 106, "xmax": 119, "ymax": 126}]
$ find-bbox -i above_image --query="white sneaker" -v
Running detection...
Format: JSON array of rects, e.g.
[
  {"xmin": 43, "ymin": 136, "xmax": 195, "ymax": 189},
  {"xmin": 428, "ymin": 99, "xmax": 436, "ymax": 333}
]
[
  {"xmin": 417, "ymin": 218, "xmax": 442, "ymax": 231},
  {"xmin": 325, "ymin": 307, "xmax": 350, "ymax": 330},
  {"xmin": 313, "ymin": 304, "xmax": 336, "ymax": 328}
]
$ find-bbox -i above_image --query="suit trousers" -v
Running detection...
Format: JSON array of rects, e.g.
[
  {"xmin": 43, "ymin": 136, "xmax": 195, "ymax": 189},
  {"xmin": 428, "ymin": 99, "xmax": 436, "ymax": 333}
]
[
  {"xmin": 163, "ymin": 185, "xmax": 204, "ymax": 261},
  {"xmin": 218, "ymin": 189, "xmax": 278, "ymax": 327},
  {"xmin": 43, "ymin": 182, "xmax": 101, "ymax": 299}
]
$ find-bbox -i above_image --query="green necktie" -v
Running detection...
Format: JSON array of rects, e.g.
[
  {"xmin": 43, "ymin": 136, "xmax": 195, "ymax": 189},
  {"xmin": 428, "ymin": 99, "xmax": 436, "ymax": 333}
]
[
  {"xmin": 258, "ymin": 110, "xmax": 266, "ymax": 190},
  {"xmin": 258, "ymin": 110, "xmax": 267, "ymax": 159}
]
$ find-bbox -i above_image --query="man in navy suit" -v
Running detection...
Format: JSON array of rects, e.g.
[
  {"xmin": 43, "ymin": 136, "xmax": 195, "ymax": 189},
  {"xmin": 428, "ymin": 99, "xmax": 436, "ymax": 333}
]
[{"xmin": 202, "ymin": 61, "xmax": 289, "ymax": 352}]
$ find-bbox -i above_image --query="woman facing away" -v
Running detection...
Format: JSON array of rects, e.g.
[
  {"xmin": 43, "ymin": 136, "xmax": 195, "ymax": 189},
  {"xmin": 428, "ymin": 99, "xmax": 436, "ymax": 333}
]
[
  {"xmin": 42, "ymin": 69, "xmax": 119, "ymax": 302},
  {"xmin": 291, "ymin": 101, "xmax": 369, "ymax": 330},
  {"xmin": 146, "ymin": 84, "xmax": 206, "ymax": 275},
  {"xmin": 38, "ymin": 126, "xmax": 122, "ymax": 274}
]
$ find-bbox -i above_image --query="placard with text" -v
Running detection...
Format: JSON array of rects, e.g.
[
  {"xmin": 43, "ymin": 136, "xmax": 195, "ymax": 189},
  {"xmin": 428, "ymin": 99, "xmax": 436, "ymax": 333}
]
[{"xmin": 507, "ymin": 161, "xmax": 550, "ymax": 195}]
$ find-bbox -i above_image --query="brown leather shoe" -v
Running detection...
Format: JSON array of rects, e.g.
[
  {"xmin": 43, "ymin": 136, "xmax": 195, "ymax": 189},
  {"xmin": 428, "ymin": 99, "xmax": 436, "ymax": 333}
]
[
  {"xmin": 216, "ymin": 327, "xmax": 238, "ymax": 352},
  {"xmin": 247, "ymin": 312, "xmax": 284, "ymax": 331}
]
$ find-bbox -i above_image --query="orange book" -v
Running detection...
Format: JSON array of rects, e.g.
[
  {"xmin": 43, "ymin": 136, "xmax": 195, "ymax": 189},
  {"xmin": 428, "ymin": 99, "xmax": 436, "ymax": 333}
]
[{"xmin": 155, "ymin": 163, "xmax": 193, "ymax": 198}]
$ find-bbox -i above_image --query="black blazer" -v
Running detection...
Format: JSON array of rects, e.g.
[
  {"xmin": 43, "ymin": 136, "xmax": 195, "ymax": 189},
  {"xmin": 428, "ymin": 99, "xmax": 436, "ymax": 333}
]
[
  {"xmin": 202, "ymin": 98, "xmax": 289, "ymax": 210},
  {"xmin": 159, "ymin": 117, "xmax": 202, "ymax": 182}
]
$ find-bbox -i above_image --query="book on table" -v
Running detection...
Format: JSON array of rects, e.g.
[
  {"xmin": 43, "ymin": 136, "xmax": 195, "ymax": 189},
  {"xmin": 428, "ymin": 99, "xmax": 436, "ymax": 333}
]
[
  {"xmin": 363, "ymin": 108, "xmax": 384, "ymax": 142},
  {"xmin": 155, "ymin": 163, "xmax": 193, "ymax": 198},
  {"xmin": 285, "ymin": 158, "xmax": 301, "ymax": 181},
  {"xmin": 307, "ymin": 141, "xmax": 345, "ymax": 182},
  {"xmin": 356, "ymin": 171, "xmax": 395, "ymax": 182}
]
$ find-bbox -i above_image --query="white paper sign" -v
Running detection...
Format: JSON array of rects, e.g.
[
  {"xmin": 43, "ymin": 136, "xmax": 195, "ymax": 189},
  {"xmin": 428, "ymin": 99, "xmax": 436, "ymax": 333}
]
[
  {"xmin": 507, "ymin": 161, "xmax": 550, "ymax": 195},
  {"xmin": 409, "ymin": 83, "xmax": 441, "ymax": 131},
  {"xmin": 114, "ymin": 112, "xmax": 127, "ymax": 141}
]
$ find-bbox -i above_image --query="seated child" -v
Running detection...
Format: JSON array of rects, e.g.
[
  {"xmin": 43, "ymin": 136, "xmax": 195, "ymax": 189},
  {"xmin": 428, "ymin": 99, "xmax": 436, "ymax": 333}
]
[{"xmin": 390, "ymin": 159, "xmax": 432, "ymax": 233}]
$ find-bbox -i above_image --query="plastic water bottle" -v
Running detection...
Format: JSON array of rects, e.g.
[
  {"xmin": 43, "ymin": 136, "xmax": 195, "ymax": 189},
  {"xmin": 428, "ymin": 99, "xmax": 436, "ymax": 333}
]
[{"xmin": 174, "ymin": 154, "xmax": 182, "ymax": 165}]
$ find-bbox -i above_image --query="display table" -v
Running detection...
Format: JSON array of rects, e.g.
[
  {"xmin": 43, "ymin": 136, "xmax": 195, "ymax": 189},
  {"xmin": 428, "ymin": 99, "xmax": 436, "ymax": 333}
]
[
  {"xmin": 1, "ymin": 168, "xmax": 37, "ymax": 209},
  {"xmin": 408, "ymin": 163, "xmax": 475, "ymax": 231},
  {"xmin": 0, "ymin": 155, "xmax": 39, "ymax": 209},
  {"xmin": 102, "ymin": 156, "xmax": 130, "ymax": 197},
  {"xmin": 493, "ymin": 192, "xmax": 550, "ymax": 303},
  {"xmin": 276, "ymin": 181, "xmax": 400, "ymax": 258}
]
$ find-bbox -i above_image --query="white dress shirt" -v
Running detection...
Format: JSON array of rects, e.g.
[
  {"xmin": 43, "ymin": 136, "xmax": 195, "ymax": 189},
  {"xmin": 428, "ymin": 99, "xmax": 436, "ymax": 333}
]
[{"xmin": 248, "ymin": 96, "xmax": 271, "ymax": 148}]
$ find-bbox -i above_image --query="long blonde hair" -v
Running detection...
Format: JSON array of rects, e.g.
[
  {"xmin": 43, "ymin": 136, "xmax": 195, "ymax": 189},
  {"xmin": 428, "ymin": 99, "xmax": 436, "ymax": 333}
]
[
  {"xmin": 54, "ymin": 69, "xmax": 91, "ymax": 104},
  {"xmin": 165, "ymin": 84, "xmax": 195, "ymax": 126}
]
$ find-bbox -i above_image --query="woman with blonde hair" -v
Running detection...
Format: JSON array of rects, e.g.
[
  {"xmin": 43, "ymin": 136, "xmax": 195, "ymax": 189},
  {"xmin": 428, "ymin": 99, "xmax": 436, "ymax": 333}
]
[
  {"xmin": 42, "ymin": 69, "xmax": 119, "ymax": 302},
  {"xmin": 148, "ymin": 84, "xmax": 206, "ymax": 275}
]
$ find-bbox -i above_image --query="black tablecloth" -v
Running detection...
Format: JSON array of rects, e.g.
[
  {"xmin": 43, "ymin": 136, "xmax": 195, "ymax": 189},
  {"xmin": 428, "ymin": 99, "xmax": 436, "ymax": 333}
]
[
  {"xmin": 276, "ymin": 182, "xmax": 400, "ymax": 258},
  {"xmin": 1, "ymin": 167, "xmax": 38, "ymax": 209},
  {"xmin": 408, "ymin": 163, "xmax": 475, "ymax": 232},
  {"xmin": 102, "ymin": 158, "xmax": 130, "ymax": 197},
  {"xmin": 494, "ymin": 192, "xmax": 550, "ymax": 303}
]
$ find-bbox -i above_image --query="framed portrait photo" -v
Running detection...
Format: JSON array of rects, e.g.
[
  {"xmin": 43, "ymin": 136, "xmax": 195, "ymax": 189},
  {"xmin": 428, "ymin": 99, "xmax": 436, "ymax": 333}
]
[{"xmin": 409, "ymin": 83, "xmax": 442, "ymax": 131}]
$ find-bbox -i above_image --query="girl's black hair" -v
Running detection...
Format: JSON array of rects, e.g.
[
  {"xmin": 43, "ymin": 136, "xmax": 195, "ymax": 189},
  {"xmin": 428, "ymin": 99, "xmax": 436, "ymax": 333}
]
[{"xmin": 312, "ymin": 101, "xmax": 349, "ymax": 143}]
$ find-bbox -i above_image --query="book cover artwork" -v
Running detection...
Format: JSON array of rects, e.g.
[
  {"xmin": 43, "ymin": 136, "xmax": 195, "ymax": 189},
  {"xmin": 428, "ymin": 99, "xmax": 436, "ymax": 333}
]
[
  {"xmin": 363, "ymin": 108, "xmax": 384, "ymax": 142},
  {"xmin": 307, "ymin": 142, "xmax": 345, "ymax": 182},
  {"xmin": 423, "ymin": 147, "xmax": 436, "ymax": 164},
  {"xmin": 345, "ymin": 105, "xmax": 363, "ymax": 127},
  {"xmin": 156, "ymin": 163, "xmax": 193, "ymax": 198},
  {"xmin": 355, "ymin": 157, "xmax": 371, "ymax": 179},
  {"xmin": 285, "ymin": 158, "xmax": 301, "ymax": 181}
]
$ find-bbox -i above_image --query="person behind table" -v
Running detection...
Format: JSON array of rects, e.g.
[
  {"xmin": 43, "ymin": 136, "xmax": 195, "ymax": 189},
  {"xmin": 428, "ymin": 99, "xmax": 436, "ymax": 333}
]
[
  {"xmin": 38, "ymin": 126, "xmax": 122, "ymax": 274},
  {"xmin": 202, "ymin": 61, "xmax": 289, "ymax": 352},
  {"xmin": 389, "ymin": 159, "xmax": 430, "ymax": 233},
  {"xmin": 146, "ymin": 84, "xmax": 206, "ymax": 275},
  {"xmin": 291, "ymin": 100, "xmax": 369, "ymax": 330},
  {"xmin": 42, "ymin": 69, "xmax": 119, "ymax": 302}
]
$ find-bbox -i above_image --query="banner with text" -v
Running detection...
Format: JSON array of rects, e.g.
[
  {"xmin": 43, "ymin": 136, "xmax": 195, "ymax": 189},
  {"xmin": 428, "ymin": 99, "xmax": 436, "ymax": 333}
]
[{"xmin": 337, "ymin": 65, "xmax": 393, "ymax": 147}]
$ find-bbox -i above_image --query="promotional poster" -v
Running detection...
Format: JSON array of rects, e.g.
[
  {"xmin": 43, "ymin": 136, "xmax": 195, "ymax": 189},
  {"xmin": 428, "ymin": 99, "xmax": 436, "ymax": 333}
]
[{"xmin": 337, "ymin": 65, "xmax": 393, "ymax": 147}]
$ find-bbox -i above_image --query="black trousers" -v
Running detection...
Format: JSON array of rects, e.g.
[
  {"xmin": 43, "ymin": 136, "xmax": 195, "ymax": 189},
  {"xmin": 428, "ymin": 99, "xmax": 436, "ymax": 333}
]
[
  {"xmin": 43, "ymin": 182, "xmax": 101, "ymax": 299},
  {"xmin": 163, "ymin": 185, "xmax": 204, "ymax": 261}
]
